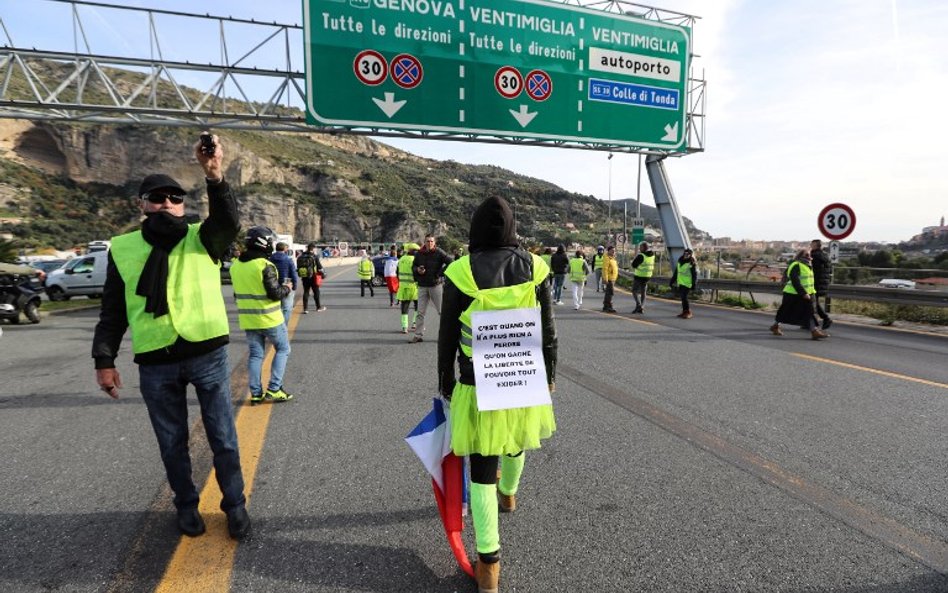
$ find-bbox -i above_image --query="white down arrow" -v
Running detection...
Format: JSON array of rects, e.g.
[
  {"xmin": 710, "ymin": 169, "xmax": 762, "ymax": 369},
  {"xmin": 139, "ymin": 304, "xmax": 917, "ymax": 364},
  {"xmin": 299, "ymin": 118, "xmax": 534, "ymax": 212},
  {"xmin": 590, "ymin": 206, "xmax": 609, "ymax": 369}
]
[
  {"xmin": 509, "ymin": 105, "xmax": 537, "ymax": 128},
  {"xmin": 662, "ymin": 122, "xmax": 678, "ymax": 142},
  {"xmin": 373, "ymin": 93, "xmax": 406, "ymax": 118}
]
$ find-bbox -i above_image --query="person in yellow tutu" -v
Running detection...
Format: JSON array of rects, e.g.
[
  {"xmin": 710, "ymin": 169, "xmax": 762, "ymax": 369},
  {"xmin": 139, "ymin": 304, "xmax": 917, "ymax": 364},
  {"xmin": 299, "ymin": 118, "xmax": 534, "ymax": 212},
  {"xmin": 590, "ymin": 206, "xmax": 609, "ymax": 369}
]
[{"xmin": 438, "ymin": 195, "xmax": 557, "ymax": 593}]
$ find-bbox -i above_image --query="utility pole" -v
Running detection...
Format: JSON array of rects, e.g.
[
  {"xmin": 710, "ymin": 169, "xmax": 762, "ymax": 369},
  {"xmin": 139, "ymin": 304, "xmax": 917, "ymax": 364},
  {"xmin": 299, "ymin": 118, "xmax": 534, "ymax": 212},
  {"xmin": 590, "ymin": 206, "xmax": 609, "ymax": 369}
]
[{"xmin": 607, "ymin": 152, "xmax": 614, "ymax": 243}]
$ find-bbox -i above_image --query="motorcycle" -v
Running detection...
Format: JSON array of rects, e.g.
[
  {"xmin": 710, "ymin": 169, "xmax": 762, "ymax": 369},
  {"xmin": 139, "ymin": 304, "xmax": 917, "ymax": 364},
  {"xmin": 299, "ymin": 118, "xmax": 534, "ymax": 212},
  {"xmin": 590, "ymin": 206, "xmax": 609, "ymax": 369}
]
[{"xmin": 0, "ymin": 264, "xmax": 43, "ymax": 324}]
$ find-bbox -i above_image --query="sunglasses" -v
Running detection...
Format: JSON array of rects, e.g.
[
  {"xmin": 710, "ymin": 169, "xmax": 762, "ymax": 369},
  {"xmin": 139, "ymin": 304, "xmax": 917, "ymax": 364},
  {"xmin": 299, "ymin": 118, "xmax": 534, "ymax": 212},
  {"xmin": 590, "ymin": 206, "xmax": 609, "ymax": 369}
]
[{"xmin": 143, "ymin": 192, "xmax": 185, "ymax": 205}]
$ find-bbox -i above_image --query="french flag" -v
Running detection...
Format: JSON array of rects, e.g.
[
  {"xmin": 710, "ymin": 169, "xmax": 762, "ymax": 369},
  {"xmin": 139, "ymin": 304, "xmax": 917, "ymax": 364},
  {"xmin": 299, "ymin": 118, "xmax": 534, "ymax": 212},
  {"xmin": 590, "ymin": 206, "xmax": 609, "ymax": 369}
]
[
  {"xmin": 405, "ymin": 398, "xmax": 474, "ymax": 577},
  {"xmin": 405, "ymin": 398, "xmax": 454, "ymax": 492}
]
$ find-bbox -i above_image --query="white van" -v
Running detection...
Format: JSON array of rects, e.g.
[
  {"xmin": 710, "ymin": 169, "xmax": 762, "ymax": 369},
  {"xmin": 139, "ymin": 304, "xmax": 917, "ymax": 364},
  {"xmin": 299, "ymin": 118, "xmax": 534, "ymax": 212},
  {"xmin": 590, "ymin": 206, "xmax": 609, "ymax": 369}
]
[
  {"xmin": 878, "ymin": 279, "xmax": 916, "ymax": 290},
  {"xmin": 45, "ymin": 250, "xmax": 110, "ymax": 300}
]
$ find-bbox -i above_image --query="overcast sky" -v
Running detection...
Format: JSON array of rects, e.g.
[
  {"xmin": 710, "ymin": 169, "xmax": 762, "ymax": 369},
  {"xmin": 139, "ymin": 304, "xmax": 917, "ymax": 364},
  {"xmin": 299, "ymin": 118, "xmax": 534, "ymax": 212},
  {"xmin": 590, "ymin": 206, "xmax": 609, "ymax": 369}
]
[{"xmin": 3, "ymin": 0, "xmax": 946, "ymax": 243}]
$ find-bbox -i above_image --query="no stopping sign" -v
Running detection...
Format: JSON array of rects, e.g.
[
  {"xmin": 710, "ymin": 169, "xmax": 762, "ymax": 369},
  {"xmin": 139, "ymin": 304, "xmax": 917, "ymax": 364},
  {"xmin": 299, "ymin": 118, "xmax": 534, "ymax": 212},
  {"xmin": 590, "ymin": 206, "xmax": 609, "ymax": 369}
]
[{"xmin": 817, "ymin": 203, "xmax": 856, "ymax": 240}]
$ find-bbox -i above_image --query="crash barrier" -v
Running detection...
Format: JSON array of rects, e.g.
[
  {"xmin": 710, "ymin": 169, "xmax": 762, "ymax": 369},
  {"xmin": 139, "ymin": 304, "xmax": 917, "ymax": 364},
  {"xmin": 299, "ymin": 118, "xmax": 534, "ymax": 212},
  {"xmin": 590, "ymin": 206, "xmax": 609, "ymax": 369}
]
[{"xmin": 619, "ymin": 272, "xmax": 948, "ymax": 308}]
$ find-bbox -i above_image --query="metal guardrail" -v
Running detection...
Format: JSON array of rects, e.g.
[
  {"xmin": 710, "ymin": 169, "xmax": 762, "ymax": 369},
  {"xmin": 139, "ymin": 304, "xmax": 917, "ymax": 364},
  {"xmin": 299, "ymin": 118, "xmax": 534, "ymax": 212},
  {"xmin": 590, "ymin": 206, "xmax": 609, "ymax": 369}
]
[{"xmin": 619, "ymin": 271, "xmax": 948, "ymax": 308}]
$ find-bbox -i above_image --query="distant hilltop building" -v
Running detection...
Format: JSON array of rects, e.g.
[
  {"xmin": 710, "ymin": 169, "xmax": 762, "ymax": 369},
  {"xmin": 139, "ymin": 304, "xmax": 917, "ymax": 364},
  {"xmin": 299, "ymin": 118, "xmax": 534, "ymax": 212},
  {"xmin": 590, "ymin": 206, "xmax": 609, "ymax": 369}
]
[{"xmin": 919, "ymin": 215, "xmax": 947, "ymax": 238}]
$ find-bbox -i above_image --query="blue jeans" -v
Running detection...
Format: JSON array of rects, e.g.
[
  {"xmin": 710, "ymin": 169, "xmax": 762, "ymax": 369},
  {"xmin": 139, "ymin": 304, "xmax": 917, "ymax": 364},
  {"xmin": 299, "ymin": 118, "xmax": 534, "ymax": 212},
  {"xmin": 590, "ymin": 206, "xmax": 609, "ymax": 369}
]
[
  {"xmin": 280, "ymin": 290, "xmax": 295, "ymax": 326},
  {"xmin": 138, "ymin": 346, "xmax": 246, "ymax": 512},
  {"xmin": 246, "ymin": 323, "xmax": 291, "ymax": 395},
  {"xmin": 552, "ymin": 274, "xmax": 566, "ymax": 302}
]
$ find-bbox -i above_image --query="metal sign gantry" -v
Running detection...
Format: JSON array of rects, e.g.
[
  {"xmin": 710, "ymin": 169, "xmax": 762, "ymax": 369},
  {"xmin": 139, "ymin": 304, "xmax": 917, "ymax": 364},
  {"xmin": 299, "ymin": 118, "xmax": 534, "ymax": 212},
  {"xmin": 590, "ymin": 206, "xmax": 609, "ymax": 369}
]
[
  {"xmin": 0, "ymin": 0, "xmax": 705, "ymax": 152},
  {"xmin": 0, "ymin": 0, "xmax": 705, "ymax": 255}
]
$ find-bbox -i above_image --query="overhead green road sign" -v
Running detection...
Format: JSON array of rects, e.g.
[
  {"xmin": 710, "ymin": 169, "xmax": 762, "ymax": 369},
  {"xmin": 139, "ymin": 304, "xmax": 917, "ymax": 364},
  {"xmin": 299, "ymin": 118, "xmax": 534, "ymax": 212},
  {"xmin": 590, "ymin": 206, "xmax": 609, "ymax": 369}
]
[{"xmin": 303, "ymin": 0, "xmax": 691, "ymax": 151}]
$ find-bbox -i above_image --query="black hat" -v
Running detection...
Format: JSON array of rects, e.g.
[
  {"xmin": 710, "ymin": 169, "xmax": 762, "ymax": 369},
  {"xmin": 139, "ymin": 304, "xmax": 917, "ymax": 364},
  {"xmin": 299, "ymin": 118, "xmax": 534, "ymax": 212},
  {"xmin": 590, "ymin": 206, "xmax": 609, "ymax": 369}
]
[{"xmin": 138, "ymin": 174, "xmax": 186, "ymax": 198}]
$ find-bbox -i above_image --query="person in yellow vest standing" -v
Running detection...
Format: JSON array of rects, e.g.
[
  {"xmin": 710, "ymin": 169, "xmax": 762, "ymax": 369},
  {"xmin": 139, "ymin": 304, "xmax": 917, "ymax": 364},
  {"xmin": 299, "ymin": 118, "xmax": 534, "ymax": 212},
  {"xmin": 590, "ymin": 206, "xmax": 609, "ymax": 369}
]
[
  {"xmin": 231, "ymin": 226, "xmax": 296, "ymax": 404},
  {"xmin": 601, "ymin": 245, "xmax": 619, "ymax": 313},
  {"xmin": 91, "ymin": 133, "xmax": 251, "ymax": 540},
  {"xmin": 670, "ymin": 248, "xmax": 698, "ymax": 319},
  {"xmin": 630, "ymin": 241, "xmax": 655, "ymax": 314},
  {"xmin": 569, "ymin": 249, "xmax": 591, "ymax": 310},
  {"xmin": 438, "ymin": 195, "xmax": 557, "ymax": 593},
  {"xmin": 357, "ymin": 249, "xmax": 375, "ymax": 297},
  {"xmin": 592, "ymin": 245, "xmax": 605, "ymax": 292},
  {"xmin": 770, "ymin": 249, "xmax": 828, "ymax": 340},
  {"xmin": 397, "ymin": 243, "xmax": 420, "ymax": 333}
]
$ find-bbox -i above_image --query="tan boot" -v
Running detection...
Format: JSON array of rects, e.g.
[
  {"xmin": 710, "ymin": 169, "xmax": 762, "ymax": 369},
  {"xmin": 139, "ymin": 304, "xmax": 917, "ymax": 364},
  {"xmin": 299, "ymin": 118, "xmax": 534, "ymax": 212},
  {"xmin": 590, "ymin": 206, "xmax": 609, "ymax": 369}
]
[
  {"xmin": 769, "ymin": 323, "xmax": 783, "ymax": 336},
  {"xmin": 475, "ymin": 558, "xmax": 500, "ymax": 593},
  {"xmin": 498, "ymin": 491, "xmax": 516, "ymax": 513},
  {"xmin": 811, "ymin": 329, "xmax": 828, "ymax": 340}
]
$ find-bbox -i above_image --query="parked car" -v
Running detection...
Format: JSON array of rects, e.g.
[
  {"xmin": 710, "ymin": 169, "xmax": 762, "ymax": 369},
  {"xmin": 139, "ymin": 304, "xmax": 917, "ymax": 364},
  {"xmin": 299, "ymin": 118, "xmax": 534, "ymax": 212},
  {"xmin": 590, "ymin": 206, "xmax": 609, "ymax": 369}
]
[
  {"xmin": 44, "ymin": 250, "xmax": 109, "ymax": 301},
  {"xmin": 0, "ymin": 263, "xmax": 43, "ymax": 324}
]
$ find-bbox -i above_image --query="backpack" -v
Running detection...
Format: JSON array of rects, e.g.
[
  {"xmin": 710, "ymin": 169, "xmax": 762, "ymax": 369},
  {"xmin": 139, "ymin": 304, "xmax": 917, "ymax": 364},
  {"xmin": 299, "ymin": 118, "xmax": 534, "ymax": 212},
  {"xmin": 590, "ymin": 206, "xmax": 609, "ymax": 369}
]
[{"xmin": 297, "ymin": 253, "xmax": 317, "ymax": 279}]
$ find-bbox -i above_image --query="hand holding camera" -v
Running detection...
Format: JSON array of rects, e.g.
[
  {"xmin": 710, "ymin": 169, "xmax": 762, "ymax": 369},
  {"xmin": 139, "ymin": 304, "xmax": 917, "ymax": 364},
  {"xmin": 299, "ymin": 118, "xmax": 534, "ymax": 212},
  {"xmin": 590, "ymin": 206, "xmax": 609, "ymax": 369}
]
[{"xmin": 194, "ymin": 131, "xmax": 223, "ymax": 180}]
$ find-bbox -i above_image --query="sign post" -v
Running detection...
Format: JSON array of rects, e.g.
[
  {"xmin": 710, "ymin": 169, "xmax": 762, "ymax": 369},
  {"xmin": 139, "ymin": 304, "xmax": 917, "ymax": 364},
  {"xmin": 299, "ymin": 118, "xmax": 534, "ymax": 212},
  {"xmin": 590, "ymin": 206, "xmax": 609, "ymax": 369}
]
[
  {"xmin": 630, "ymin": 217, "xmax": 645, "ymax": 246},
  {"xmin": 817, "ymin": 203, "xmax": 856, "ymax": 241},
  {"xmin": 304, "ymin": 0, "xmax": 691, "ymax": 150},
  {"xmin": 829, "ymin": 240, "xmax": 840, "ymax": 264}
]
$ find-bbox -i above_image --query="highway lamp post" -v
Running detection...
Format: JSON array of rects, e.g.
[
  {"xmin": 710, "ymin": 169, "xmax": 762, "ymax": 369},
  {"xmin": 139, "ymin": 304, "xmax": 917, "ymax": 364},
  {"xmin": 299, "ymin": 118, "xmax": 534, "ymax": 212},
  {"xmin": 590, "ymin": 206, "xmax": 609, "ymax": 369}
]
[{"xmin": 607, "ymin": 152, "xmax": 613, "ymax": 244}]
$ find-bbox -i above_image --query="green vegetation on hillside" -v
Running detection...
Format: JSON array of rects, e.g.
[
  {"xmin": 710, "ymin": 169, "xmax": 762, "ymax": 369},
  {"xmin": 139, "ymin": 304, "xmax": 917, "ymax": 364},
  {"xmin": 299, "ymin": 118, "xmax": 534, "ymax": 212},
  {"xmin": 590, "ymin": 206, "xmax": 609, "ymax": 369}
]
[{"xmin": 0, "ymin": 158, "xmax": 137, "ymax": 249}]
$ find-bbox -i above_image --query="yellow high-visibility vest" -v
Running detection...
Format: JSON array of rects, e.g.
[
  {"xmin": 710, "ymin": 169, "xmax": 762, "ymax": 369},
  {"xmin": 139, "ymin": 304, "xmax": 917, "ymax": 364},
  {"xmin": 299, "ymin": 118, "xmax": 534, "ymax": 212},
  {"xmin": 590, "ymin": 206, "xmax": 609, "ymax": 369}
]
[
  {"xmin": 111, "ymin": 225, "xmax": 228, "ymax": 354},
  {"xmin": 444, "ymin": 254, "xmax": 549, "ymax": 357},
  {"xmin": 230, "ymin": 258, "xmax": 285, "ymax": 330}
]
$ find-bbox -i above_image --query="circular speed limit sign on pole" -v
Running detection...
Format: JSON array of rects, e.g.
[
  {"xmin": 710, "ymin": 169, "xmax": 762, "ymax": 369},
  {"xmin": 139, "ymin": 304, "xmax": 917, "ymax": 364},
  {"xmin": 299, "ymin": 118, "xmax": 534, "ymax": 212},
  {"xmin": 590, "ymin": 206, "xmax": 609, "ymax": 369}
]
[{"xmin": 817, "ymin": 203, "xmax": 856, "ymax": 240}]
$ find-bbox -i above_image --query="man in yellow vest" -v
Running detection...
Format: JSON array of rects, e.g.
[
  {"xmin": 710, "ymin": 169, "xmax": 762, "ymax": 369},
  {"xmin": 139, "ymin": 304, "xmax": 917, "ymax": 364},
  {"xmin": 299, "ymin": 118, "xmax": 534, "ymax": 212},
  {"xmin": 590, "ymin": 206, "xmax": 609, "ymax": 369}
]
[
  {"xmin": 630, "ymin": 241, "xmax": 655, "ymax": 314},
  {"xmin": 230, "ymin": 226, "xmax": 295, "ymax": 404},
  {"xmin": 592, "ymin": 245, "xmax": 605, "ymax": 292},
  {"xmin": 91, "ymin": 134, "xmax": 250, "ymax": 540},
  {"xmin": 357, "ymin": 249, "xmax": 375, "ymax": 297},
  {"xmin": 670, "ymin": 248, "xmax": 698, "ymax": 319},
  {"xmin": 569, "ymin": 249, "xmax": 591, "ymax": 310},
  {"xmin": 438, "ymin": 195, "xmax": 557, "ymax": 593}
]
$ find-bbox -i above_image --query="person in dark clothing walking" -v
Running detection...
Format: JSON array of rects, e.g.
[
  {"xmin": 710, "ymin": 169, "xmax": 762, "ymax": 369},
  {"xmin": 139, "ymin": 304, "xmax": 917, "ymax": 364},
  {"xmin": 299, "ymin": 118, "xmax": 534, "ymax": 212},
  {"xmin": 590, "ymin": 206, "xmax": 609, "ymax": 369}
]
[
  {"xmin": 410, "ymin": 235, "xmax": 453, "ymax": 343},
  {"xmin": 296, "ymin": 242, "xmax": 326, "ymax": 314},
  {"xmin": 670, "ymin": 248, "xmax": 698, "ymax": 319},
  {"xmin": 810, "ymin": 239, "xmax": 833, "ymax": 329},
  {"xmin": 270, "ymin": 242, "xmax": 298, "ymax": 326},
  {"xmin": 550, "ymin": 245, "xmax": 569, "ymax": 305},
  {"xmin": 91, "ymin": 134, "xmax": 251, "ymax": 540}
]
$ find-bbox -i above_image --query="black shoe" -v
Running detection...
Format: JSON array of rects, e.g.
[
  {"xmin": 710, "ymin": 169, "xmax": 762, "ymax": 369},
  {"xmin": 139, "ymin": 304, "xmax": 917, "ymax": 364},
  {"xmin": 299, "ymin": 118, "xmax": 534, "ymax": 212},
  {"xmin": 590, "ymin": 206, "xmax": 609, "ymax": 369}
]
[
  {"xmin": 177, "ymin": 508, "xmax": 206, "ymax": 537},
  {"xmin": 822, "ymin": 318, "xmax": 833, "ymax": 330},
  {"xmin": 227, "ymin": 506, "xmax": 251, "ymax": 540}
]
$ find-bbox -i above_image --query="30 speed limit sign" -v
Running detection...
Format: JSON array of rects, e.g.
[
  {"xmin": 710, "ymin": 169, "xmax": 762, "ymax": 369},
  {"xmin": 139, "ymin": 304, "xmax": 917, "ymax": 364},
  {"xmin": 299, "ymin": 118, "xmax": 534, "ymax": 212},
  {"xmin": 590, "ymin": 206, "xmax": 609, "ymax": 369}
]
[{"xmin": 817, "ymin": 203, "xmax": 856, "ymax": 240}]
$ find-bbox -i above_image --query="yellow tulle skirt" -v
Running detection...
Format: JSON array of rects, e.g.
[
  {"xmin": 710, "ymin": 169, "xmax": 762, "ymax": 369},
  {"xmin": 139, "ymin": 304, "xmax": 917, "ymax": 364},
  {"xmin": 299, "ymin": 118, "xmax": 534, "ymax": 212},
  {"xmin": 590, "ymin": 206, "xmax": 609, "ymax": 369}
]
[
  {"xmin": 449, "ymin": 383, "xmax": 555, "ymax": 457},
  {"xmin": 396, "ymin": 282, "xmax": 418, "ymax": 302}
]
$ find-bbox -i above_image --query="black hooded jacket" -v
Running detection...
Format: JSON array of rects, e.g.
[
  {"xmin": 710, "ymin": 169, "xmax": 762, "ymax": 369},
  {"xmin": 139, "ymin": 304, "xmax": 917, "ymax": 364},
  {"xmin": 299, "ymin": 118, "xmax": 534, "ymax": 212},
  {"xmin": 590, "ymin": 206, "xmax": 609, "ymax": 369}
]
[
  {"xmin": 810, "ymin": 247, "xmax": 832, "ymax": 293},
  {"xmin": 550, "ymin": 248, "xmax": 569, "ymax": 274},
  {"xmin": 438, "ymin": 197, "xmax": 557, "ymax": 395}
]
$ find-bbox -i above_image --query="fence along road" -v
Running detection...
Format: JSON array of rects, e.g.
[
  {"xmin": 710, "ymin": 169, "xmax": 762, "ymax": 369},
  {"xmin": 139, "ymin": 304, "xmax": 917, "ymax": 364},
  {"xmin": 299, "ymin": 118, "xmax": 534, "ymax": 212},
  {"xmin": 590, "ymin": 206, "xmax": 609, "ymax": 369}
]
[{"xmin": 0, "ymin": 264, "xmax": 947, "ymax": 592}]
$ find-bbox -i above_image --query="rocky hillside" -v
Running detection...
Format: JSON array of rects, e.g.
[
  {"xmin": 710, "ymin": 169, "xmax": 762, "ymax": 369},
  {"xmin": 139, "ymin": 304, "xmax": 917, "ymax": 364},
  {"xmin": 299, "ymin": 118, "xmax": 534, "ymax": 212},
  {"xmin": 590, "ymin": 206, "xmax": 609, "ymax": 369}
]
[{"xmin": 0, "ymin": 119, "xmax": 708, "ymax": 251}]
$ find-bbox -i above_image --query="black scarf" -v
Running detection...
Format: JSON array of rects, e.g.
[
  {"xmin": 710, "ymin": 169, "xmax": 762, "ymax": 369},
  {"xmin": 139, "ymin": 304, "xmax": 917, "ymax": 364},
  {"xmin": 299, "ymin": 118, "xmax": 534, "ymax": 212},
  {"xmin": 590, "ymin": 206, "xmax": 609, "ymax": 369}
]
[{"xmin": 137, "ymin": 211, "xmax": 189, "ymax": 317}]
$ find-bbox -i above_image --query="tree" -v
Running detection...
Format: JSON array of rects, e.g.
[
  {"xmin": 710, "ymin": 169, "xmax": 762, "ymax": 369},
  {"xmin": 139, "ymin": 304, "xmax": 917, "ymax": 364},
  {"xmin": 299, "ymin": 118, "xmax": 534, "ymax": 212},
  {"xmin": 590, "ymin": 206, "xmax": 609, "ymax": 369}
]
[{"xmin": 0, "ymin": 239, "xmax": 18, "ymax": 263}]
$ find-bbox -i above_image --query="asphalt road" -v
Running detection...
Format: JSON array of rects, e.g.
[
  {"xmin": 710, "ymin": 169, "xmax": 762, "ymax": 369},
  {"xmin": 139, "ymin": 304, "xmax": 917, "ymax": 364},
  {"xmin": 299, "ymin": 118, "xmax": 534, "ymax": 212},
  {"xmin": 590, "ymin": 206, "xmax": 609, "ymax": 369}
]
[{"xmin": 1, "ymin": 266, "xmax": 947, "ymax": 593}]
